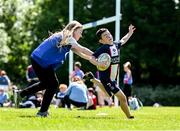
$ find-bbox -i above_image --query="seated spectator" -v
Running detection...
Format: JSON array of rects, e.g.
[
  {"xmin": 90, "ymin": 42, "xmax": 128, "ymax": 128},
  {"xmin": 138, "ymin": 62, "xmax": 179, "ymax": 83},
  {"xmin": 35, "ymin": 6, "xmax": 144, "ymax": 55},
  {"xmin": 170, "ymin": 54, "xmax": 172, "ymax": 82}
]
[
  {"xmin": 54, "ymin": 84, "xmax": 68, "ymax": 108},
  {"xmin": 64, "ymin": 75, "xmax": 88, "ymax": 109},
  {"xmin": 86, "ymin": 88, "xmax": 97, "ymax": 110},
  {"xmin": 19, "ymin": 91, "xmax": 43, "ymax": 108},
  {"xmin": 64, "ymin": 72, "xmax": 107, "ymax": 110},
  {"xmin": 0, "ymin": 88, "xmax": 9, "ymax": 107},
  {"xmin": 0, "ymin": 70, "xmax": 11, "ymax": 92}
]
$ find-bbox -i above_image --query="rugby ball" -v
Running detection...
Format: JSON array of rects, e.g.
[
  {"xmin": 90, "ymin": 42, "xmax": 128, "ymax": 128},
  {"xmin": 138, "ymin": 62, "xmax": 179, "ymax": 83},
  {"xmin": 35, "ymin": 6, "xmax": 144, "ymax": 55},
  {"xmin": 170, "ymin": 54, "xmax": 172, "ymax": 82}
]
[{"xmin": 96, "ymin": 53, "xmax": 111, "ymax": 71}]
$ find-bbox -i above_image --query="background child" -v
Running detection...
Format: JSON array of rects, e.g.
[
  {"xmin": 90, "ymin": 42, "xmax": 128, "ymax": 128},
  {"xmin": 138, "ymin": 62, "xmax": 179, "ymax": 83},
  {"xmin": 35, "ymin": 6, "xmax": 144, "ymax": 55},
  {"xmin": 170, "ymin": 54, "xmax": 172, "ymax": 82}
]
[
  {"xmin": 123, "ymin": 61, "xmax": 133, "ymax": 102},
  {"xmin": 54, "ymin": 84, "xmax": 68, "ymax": 108},
  {"xmin": 70, "ymin": 61, "xmax": 84, "ymax": 81}
]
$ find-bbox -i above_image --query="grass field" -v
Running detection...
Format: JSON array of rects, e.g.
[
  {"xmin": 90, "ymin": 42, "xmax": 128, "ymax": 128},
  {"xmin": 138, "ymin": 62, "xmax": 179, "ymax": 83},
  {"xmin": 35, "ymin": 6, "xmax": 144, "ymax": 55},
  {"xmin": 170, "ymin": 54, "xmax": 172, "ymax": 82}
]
[{"xmin": 0, "ymin": 106, "xmax": 180, "ymax": 130}]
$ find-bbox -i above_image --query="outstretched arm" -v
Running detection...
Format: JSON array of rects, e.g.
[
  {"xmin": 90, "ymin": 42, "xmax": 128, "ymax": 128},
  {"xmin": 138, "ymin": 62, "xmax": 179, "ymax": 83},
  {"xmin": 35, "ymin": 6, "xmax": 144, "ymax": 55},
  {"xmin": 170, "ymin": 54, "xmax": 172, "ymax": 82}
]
[
  {"xmin": 70, "ymin": 39, "xmax": 93, "ymax": 55},
  {"xmin": 120, "ymin": 24, "xmax": 136, "ymax": 46},
  {"xmin": 72, "ymin": 48, "xmax": 106, "ymax": 69},
  {"xmin": 77, "ymin": 44, "xmax": 94, "ymax": 56},
  {"xmin": 72, "ymin": 49, "xmax": 91, "ymax": 60}
]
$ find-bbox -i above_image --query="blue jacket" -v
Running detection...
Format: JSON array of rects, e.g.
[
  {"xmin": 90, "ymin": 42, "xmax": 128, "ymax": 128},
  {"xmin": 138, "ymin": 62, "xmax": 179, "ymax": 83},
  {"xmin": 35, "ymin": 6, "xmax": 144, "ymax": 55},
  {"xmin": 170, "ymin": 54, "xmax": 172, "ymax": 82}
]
[{"xmin": 65, "ymin": 82, "xmax": 88, "ymax": 103}]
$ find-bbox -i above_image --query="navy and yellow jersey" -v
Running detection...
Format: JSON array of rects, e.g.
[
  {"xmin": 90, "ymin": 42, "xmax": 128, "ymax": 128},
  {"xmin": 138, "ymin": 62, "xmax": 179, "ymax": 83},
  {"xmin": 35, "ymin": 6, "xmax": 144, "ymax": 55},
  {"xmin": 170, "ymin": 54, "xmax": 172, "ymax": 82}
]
[
  {"xmin": 93, "ymin": 41, "xmax": 121, "ymax": 82},
  {"xmin": 31, "ymin": 33, "xmax": 72, "ymax": 70}
]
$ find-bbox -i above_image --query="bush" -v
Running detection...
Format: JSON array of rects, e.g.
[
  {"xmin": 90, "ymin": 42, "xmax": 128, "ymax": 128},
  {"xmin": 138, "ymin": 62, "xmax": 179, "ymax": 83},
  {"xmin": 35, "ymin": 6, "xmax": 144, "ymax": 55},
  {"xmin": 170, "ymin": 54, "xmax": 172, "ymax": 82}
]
[{"xmin": 132, "ymin": 85, "xmax": 180, "ymax": 106}]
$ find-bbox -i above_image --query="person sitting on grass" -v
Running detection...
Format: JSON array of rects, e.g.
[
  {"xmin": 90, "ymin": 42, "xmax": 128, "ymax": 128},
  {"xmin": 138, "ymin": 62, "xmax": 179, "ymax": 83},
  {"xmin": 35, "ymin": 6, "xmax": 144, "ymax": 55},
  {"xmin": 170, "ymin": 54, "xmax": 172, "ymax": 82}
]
[
  {"xmin": 0, "ymin": 88, "xmax": 9, "ymax": 107},
  {"xmin": 64, "ymin": 72, "xmax": 105, "ymax": 110},
  {"xmin": 63, "ymin": 75, "xmax": 89, "ymax": 110},
  {"xmin": 54, "ymin": 84, "xmax": 68, "ymax": 108}
]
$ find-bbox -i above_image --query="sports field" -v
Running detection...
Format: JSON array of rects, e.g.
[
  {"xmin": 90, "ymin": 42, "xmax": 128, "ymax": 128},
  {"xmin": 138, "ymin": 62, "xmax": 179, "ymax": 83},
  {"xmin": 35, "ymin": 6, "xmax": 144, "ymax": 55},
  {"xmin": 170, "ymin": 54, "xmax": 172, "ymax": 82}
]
[{"xmin": 0, "ymin": 106, "xmax": 180, "ymax": 130}]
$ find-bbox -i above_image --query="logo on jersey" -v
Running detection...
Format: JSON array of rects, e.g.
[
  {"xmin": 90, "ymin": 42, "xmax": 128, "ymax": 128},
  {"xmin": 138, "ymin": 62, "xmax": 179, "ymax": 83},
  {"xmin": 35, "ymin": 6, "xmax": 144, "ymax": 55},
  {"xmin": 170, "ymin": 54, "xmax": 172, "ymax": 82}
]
[
  {"xmin": 110, "ymin": 45, "xmax": 118, "ymax": 57},
  {"xmin": 111, "ymin": 57, "xmax": 120, "ymax": 64},
  {"xmin": 109, "ymin": 45, "xmax": 119, "ymax": 64}
]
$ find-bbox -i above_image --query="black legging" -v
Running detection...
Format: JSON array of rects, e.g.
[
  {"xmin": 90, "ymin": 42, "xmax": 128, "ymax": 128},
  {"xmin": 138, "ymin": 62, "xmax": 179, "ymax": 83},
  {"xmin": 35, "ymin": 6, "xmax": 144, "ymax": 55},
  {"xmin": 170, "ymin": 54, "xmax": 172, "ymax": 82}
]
[
  {"xmin": 64, "ymin": 95, "xmax": 87, "ymax": 108},
  {"xmin": 20, "ymin": 58, "xmax": 59, "ymax": 112}
]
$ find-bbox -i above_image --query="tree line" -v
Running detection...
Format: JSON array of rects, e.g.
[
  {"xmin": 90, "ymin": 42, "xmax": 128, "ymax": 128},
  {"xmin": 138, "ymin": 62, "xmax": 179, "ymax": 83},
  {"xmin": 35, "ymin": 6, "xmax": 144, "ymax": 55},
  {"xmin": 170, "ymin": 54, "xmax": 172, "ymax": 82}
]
[{"xmin": 0, "ymin": 0, "xmax": 179, "ymax": 86}]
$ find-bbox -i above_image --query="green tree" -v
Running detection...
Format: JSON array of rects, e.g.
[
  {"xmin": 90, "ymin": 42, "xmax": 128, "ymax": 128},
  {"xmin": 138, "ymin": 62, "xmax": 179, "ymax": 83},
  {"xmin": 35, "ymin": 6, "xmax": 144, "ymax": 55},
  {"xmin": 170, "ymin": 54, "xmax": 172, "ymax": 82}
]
[
  {"xmin": 1, "ymin": 0, "xmax": 179, "ymax": 86},
  {"xmin": 121, "ymin": 0, "xmax": 180, "ymax": 84},
  {"xmin": 0, "ymin": 23, "xmax": 10, "ymax": 64},
  {"xmin": 0, "ymin": 0, "xmax": 41, "ymax": 84}
]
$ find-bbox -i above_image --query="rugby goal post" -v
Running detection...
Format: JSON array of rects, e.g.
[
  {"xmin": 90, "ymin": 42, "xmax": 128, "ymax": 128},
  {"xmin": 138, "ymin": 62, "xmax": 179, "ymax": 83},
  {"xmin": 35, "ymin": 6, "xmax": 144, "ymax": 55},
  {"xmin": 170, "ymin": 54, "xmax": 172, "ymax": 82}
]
[{"xmin": 69, "ymin": 0, "xmax": 121, "ymax": 106}]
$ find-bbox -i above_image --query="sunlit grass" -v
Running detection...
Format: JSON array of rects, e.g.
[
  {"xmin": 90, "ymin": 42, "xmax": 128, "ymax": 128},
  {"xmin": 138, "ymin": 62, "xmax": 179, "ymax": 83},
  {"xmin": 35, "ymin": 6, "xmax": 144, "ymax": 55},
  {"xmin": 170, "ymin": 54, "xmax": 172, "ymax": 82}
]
[{"xmin": 0, "ymin": 106, "xmax": 180, "ymax": 130}]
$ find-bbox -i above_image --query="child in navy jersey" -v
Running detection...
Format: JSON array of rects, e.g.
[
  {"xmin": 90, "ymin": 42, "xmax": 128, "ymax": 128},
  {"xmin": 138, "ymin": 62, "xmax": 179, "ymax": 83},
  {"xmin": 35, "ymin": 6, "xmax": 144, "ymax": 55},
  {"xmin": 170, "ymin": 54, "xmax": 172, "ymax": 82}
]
[{"xmin": 92, "ymin": 24, "xmax": 136, "ymax": 119}]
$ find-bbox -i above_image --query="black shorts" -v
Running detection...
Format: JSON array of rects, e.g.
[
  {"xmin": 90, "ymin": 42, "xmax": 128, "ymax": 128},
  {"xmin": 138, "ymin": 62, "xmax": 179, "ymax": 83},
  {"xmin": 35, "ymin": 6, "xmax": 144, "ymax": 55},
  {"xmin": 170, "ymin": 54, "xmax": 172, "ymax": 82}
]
[
  {"xmin": 123, "ymin": 84, "xmax": 132, "ymax": 98},
  {"xmin": 101, "ymin": 80, "xmax": 120, "ymax": 97}
]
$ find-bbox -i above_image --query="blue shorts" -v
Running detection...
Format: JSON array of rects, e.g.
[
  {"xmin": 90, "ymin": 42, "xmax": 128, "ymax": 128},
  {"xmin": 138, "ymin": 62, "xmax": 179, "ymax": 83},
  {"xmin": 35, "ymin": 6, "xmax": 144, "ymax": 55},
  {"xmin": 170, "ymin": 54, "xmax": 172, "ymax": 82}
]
[{"xmin": 101, "ymin": 80, "xmax": 120, "ymax": 97}]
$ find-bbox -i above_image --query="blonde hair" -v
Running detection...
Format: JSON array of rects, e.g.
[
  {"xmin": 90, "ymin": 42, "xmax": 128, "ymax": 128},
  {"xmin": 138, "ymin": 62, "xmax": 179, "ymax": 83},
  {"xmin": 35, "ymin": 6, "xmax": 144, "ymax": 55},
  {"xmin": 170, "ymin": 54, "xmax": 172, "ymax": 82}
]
[
  {"xmin": 59, "ymin": 20, "xmax": 83, "ymax": 46},
  {"xmin": 63, "ymin": 20, "xmax": 82, "ymax": 32},
  {"xmin": 124, "ymin": 61, "xmax": 131, "ymax": 69},
  {"xmin": 72, "ymin": 75, "xmax": 84, "ymax": 84},
  {"xmin": 59, "ymin": 84, "xmax": 68, "ymax": 90}
]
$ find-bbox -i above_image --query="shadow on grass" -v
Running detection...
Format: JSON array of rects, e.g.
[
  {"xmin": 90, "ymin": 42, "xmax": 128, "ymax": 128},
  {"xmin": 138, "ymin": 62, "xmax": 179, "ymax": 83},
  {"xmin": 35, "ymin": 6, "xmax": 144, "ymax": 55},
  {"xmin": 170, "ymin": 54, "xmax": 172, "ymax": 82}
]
[
  {"xmin": 75, "ymin": 116, "xmax": 116, "ymax": 119},
  {"xmin": 18, "ymin": 115, "xmax": 116, "ymax": 119},
  {"xmin": 19, "ymin": 115, "xmax": 36, "ymax": 118}
]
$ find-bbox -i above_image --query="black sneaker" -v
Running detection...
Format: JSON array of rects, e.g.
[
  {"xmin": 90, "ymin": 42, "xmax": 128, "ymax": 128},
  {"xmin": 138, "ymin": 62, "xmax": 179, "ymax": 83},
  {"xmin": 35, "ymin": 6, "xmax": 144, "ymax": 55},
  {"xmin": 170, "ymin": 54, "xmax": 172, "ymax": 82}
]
[
  {"xmin": 13, "ymin": 89, "xmax": 21, "ymax": 108},
  {"xmin": 83, "ymin": 72, "xmax": 95, "ymax": 81},
  {"xmin": 36, "ymin": 111, "xmax": 49, "ymax": 117},
  {"xmin": 128, "ymin": 116, "xmax": 135, "ymax": 119}
]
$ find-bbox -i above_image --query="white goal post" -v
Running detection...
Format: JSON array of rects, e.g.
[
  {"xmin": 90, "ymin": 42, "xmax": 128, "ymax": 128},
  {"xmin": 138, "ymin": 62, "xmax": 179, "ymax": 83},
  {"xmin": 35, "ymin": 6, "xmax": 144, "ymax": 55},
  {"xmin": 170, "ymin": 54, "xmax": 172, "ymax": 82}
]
[{"xmin": 69, "ymin": 0, "xmax": 121, "ymax": 106}]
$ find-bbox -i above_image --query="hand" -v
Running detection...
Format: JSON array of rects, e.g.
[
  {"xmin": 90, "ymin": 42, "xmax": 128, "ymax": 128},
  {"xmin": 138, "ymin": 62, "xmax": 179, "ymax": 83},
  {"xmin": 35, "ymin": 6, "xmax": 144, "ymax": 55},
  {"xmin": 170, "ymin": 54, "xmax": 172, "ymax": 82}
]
[{"xmin": 128, "ymin": 24, "xmax": 136, "ymax": 34}]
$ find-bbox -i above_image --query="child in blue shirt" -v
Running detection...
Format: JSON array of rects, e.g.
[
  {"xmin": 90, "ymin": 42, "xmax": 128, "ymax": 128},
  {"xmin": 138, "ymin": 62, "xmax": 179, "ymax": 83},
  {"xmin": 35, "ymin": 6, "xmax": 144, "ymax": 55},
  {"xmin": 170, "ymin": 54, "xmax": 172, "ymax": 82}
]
[
  {"xmin": 64, "ymin": 76, "xmax": 88, "ymax": 109},
  {"xmin": 0, "ymin": 88, "xmax": 8, "ymax": 107}
]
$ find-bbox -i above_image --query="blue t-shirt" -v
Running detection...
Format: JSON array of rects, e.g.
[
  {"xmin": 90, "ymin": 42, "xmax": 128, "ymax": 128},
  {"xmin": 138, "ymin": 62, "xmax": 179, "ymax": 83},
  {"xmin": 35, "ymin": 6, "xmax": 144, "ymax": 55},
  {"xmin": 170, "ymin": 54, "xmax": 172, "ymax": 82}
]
[
  {"xmin": 56, "ymin": 92, "xmax": 66, "ymax": 99},
  {"xmin": 0, "ymin": 76, "xmax": 8, "ymax": 85},
  {"xmin": 72, "ymin": 69, "xmax": 84, "ymax": 79},
  {"xmin": 0, "ymin": 92, "xmax": 8, "ymax": 104},
  {"xmin": 65, "ymin": 82, "xmax": 88, "ymax": 103},
  {"xmin": 93, "ymin": 42, "xmax": 121, "ymax": 82},
  {"xmin": 31, "ymin": 33, "xmax": 72, "ymax": 70}
]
